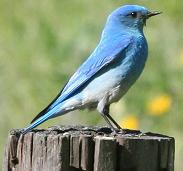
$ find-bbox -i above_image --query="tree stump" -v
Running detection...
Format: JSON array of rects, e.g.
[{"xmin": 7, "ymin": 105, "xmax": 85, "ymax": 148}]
[{"xmin": 3, "ymin": 126, "xmax": 175, "ymax": 171}]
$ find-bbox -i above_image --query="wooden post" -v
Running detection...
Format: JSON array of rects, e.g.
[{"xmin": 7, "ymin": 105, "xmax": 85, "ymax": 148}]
[{"xmin": 3, "ymin": 126, "xmax": 175, "ymax": 171}]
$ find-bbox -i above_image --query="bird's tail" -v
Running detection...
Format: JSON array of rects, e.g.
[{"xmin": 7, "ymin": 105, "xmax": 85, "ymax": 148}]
[{"xmin": 21, "ymin": 105, "xmax": 64, "ymax": 134}]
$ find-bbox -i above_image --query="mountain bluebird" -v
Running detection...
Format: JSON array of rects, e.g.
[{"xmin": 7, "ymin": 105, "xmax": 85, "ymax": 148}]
[{"xmin": 22, "ymin": 5, "xmax": 161, "ymax": 134}]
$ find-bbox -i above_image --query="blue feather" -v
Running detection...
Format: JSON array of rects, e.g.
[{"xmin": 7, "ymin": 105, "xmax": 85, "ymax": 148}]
[
  {"xmin": 48, "ymin": 36, "xmax": 132, "ymax": 110},
  {"xmin": 22, "ymin": 4, "xmax": 160, "ymax": 133}
]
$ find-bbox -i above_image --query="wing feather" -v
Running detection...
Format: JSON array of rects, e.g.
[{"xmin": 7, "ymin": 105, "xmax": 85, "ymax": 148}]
[
  {"xmin": 50, "ymin": 36, "xmax": 132, "ymax": 108},
  {"xmin": 31, "ymin": 35, "xmax": 132, "ymax": 123}
]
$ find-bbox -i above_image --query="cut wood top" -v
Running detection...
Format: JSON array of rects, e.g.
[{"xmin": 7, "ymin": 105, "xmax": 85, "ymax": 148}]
[
  {"xmin": 10, "ymin": 125, "xmax": 174, "ymax": 140},
  {"xmin": 3, "ymin": 126, "xmax": 175, "ymax": 171}
]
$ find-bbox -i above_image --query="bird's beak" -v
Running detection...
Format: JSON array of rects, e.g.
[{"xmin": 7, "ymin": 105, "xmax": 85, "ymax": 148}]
[
  {"xmin": 143, "ymin": 11, "xmax": 161, "ymax": 26},
  {"xmin": 146, "ymin": 11, "xmax": 162, "ymax": 19}
]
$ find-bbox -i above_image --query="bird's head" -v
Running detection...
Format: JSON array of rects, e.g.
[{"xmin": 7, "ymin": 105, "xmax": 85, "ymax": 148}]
[{"xmin": 107, "ymin": 5, "xmax": 161, "ymax": 32}]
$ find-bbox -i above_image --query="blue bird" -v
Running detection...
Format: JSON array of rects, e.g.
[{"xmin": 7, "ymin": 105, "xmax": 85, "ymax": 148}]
[{"xmin": 22, "ymin": 5, "xmax": 161, "ymax": 134}]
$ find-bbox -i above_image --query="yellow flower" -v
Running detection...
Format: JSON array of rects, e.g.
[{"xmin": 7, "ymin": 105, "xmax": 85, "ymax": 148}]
[
  {"xmin": 120, "ymin": 115, "xmax": 139, "ymax": 130},
  {"xmin": 180, "ymin": 51, "xmax": 183, "ymax": 65},
  {"xmin": 147, "ymin": 94, "xmax": 172, "ymax": 116}
]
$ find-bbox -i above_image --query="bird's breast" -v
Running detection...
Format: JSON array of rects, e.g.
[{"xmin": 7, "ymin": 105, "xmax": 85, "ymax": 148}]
[
  {"xmin": 119, "ymin": 35, "xmax": 148, "ymax": 81},
  {"xmin": 107, "ymin": 36, "xmax": 148, "ymax": 102},
  {"xmin": 80, "ymin": 35, "xmax": 148, "ymax": 105}
]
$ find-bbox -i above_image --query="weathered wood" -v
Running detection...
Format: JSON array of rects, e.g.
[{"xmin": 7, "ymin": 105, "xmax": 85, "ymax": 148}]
[
  {"xmin": 2, "ymin": 134, "xmax": 19, "ymax": 171},
  {"xmin": 3, "ymin": 126, "xmax": 175, "ymax": 171},
  {"xmin": 94, "ymin": 136, "xmax": 117, "ymax": 171},
  {"xmin": 46, "ymin": 134, "xmax": 70, "ymax": 171},
  {"xmin": 117, "ymin": 136, "xmax": 159, "ymax": 171},
  {"xmin": 16, "ymin": 133, "xmax": 33, "ymax": 171},
  {"xmin": 70, "ymin": 135, "xmax": 80, "ymax": 169},
  {"xmin": 80, "ymin": 135, "xmax": 94, "ymax": 171}
]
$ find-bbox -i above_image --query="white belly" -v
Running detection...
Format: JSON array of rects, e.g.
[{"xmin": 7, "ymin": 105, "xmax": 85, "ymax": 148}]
[{"xmin": 81, "ymin": 67, "xmax": 127, "ymax": 106}]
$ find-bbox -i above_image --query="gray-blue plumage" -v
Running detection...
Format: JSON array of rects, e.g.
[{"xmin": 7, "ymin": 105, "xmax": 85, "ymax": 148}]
[{"xmin": 22, "ymin": 5, "xmax": 161, "ymax": 134}]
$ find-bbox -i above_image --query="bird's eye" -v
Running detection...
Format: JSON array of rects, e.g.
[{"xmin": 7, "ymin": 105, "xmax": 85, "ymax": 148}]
[{"xmin": 129, "ymin": 12, "xmax": 137, "ymax": 18}]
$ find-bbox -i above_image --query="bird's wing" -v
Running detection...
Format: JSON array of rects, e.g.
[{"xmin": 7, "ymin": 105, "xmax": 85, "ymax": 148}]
[{"xmin": 31, "ymin": 36, "xmax": 132, "ymax": 123}]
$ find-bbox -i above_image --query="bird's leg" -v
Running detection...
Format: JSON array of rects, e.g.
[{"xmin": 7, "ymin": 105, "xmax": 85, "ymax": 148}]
[
  {"xmin": 104, "ymin": 105, "xmax": 122, "ymax": 130},
  {"xmin": 97, "ymin": 96, "xmax": 122, "ymax": 132},
  {"xmin": 100, "ymin": 112, "xmax": 116, "ymax": 131},
  {"xmin": 97, "ymin": 98, "xmax": 116, "ymax": 131}
]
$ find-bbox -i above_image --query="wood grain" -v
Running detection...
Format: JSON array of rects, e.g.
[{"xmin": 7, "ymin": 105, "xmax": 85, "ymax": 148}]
[{"xmin": 3, "ymin": 126, "xmax": 175, "ymax": 171}]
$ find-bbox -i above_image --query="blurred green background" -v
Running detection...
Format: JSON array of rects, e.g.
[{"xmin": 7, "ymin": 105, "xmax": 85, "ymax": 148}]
[{"xmin": 0, "ymin": 0, "xmax": 182, "ymax": 170}]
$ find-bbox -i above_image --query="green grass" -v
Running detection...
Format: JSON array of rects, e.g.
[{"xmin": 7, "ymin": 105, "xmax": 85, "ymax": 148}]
[{"xmin": 0, "ymin": 1, "xmax": 183, "ymax": 170}]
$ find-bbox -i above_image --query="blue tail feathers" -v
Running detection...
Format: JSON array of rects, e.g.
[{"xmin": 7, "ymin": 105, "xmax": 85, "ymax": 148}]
[{"xmin": 22, "ymin": 105, "xmax": 62, "ymax": 134}]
